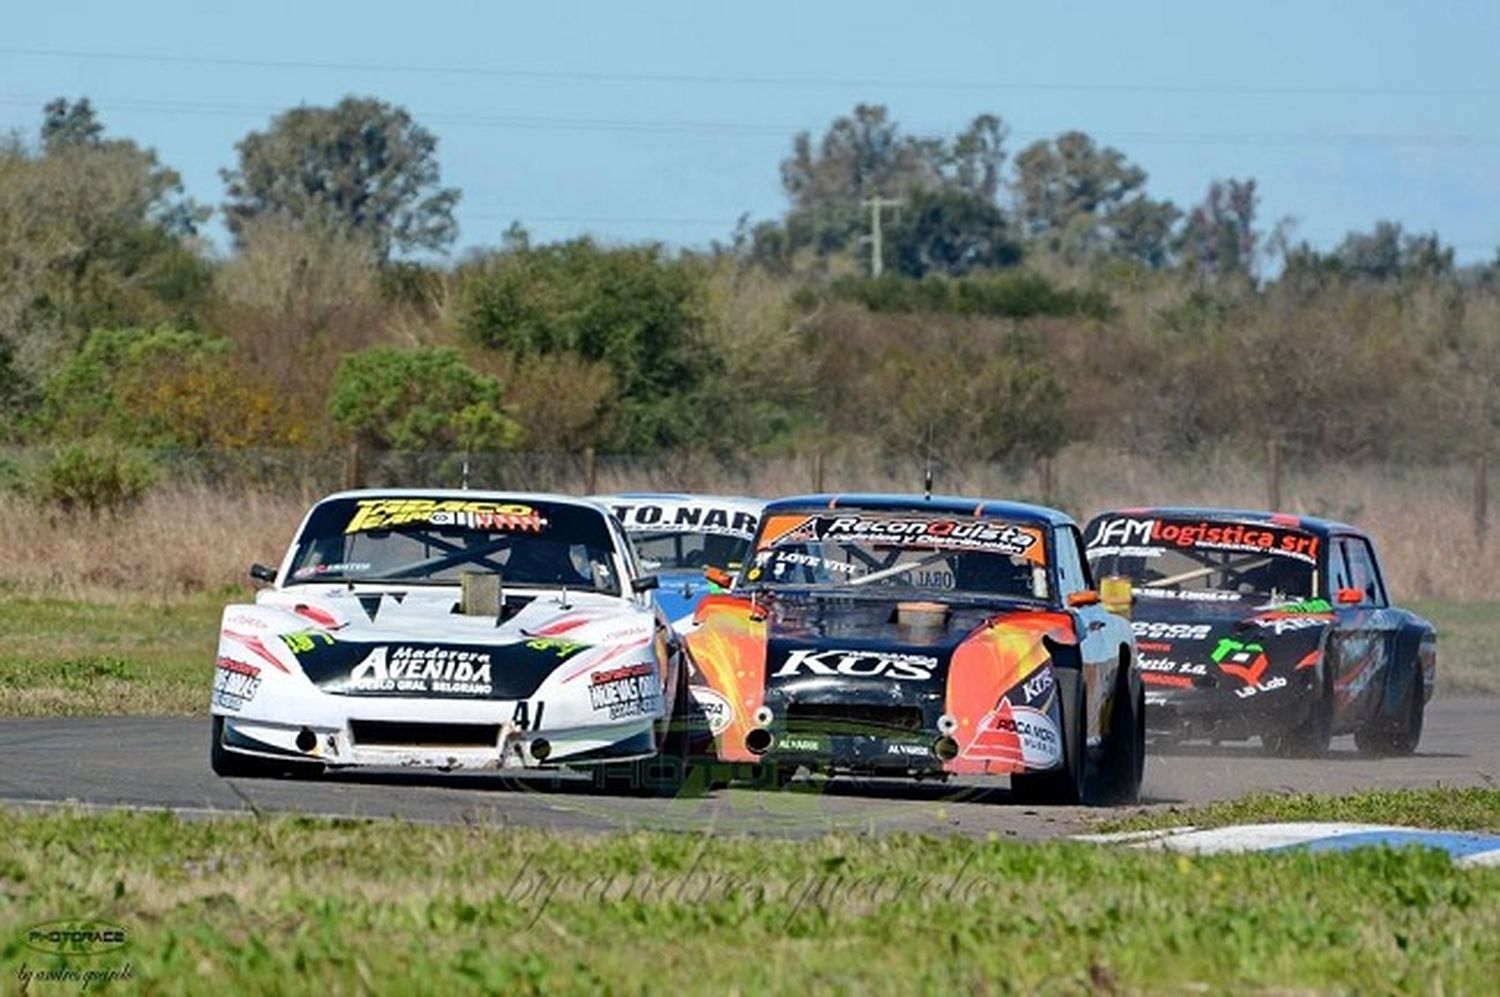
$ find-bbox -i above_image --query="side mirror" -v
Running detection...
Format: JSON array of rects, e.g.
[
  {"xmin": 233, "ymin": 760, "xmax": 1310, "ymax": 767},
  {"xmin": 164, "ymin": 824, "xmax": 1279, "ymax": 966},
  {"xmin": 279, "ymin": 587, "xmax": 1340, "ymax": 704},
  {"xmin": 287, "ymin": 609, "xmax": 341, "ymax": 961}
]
[
  {"xmin": 703, "ymin": 566, "xmax": 733, "ymax": 590},
  {"xmin": 249, "ymin": 563, "xmax": 276, "ymax": 584},
  {"xmin": 631, "ymin": 575, "xmax": 660, "ymax": 593},
  {"xmin": 1067, "ymin": 590, "xmax": 1100, "ymax": 608},
  {"xmin": 1099, "ymin": 575, "xmax": 1134, "ymax": 618},
  {"xmin": 1335, "ymin": 587, "xmax": 1363, "ymax": 605}
]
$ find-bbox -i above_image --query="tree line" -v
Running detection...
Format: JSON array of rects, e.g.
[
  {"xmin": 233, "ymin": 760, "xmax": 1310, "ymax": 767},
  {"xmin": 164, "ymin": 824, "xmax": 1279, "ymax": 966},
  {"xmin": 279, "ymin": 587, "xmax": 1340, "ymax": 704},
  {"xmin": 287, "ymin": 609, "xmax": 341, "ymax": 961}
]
[{"xmin": 1, "ymin": 95, "xmax": 1496, "ymax": 493}]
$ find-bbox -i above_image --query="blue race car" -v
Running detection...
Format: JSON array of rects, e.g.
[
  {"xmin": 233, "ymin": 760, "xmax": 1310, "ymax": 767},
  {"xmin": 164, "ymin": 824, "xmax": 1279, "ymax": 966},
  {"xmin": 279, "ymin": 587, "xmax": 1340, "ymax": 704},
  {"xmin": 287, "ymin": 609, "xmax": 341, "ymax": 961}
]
[{"xmin": 595, "ymin": 493, "xmax": 764, "ymax": 629}]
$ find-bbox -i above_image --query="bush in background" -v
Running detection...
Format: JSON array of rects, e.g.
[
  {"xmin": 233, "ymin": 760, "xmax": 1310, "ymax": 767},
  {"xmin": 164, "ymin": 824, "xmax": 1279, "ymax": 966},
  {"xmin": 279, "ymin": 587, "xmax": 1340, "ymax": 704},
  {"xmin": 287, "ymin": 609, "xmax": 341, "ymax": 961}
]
[
  {"xmin": 328, "ymin": 346, "xmax": 521, "ymax": 452},
  {"xmin": 30, "ymin": 438, "xmax": 155, "ymax": 514}
]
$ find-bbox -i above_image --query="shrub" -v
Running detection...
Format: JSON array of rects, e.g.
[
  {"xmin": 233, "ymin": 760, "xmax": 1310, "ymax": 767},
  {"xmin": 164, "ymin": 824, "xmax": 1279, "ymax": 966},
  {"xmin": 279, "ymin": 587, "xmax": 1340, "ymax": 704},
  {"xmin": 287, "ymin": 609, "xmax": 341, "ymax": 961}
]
[
  {"xmin": 31, "ymin": 439, "xmax": 155, "ymax": 514},
  {"xmin": 328, "ymin": 346, "xmax": 521, "ymax": 452}
]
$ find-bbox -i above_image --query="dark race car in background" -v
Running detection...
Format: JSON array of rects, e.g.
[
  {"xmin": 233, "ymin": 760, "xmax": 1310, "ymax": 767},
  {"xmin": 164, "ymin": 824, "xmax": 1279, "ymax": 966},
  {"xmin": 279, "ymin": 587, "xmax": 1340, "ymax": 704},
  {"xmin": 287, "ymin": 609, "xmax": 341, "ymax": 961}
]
[
  {"xmin": 685, "ymin": 494, "xmax": 1143, "ymax": 805},
  {"xmin": 1084, "ymin": 508, "xmax": 1436, "ymax": 757},
  {"xmin": 594, "ymin": 493, "xmax": 763, "ymax": 629}
]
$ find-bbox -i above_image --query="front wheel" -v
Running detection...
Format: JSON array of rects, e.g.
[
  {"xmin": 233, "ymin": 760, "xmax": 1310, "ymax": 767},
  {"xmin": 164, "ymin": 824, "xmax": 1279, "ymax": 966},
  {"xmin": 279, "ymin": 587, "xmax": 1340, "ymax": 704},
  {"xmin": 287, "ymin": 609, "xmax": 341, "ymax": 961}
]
[
  {"xmin": 209, "ymin": 716, "xmax": 321, "ymax": 779},
  {"xmin": 1355, "ymin": 667, "xmax": 1425, "ymax": 757},
  {"xmin": 1010, "ymin": 668, "xmax": 1087, "ymax": 806},
  {"xmin": 1263, "ymin": 667, "xmax": 1333, "ymax": 758},
  {"xmin": 1092, "ymin": 664, "xmax": 1144, "ymax": 805}
]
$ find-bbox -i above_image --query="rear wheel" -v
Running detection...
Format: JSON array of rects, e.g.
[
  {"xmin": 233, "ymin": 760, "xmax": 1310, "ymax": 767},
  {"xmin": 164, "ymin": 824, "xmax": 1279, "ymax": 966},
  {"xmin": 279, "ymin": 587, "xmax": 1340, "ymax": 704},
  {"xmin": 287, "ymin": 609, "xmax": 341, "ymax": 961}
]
[
  {"xmin": 1010, "ymin": 668, "xmax": 1087, "ymax": 806},
  {"xmin": 1355, "ymin": 667, "xmax": 1425, "ymax": 757}
]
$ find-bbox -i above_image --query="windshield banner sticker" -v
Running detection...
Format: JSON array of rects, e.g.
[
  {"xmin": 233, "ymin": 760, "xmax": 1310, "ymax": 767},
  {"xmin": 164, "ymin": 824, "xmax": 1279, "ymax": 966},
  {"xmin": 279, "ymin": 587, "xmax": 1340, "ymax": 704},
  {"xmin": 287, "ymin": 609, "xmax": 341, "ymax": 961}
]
[
  {"xmin": 758, "ymin": 514, "xmax": 1045, "ymax": 562},
  {"xmin": 345, "ymin": 499, "xmax": 548, "ymax": 535},
  {"xmin": 610, "ymin": 503, "xmax": 758, "ymax": 539},
  {"xmin": 1087, "ymin": 516, "xmax": 1319, "ymax": 564}
]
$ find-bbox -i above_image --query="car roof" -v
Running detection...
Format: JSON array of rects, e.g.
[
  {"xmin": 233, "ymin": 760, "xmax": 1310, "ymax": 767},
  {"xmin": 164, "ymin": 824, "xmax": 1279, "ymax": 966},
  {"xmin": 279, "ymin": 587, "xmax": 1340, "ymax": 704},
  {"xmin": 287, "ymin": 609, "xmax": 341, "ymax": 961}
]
[
  {"xmin": 593, "ymin": 492, "xmax": 765, "ymax": 508},
  {"xmin": 764, "ymin": 493, "xmax": 1075, "ymax": 527},
  {"xmin": 1089, "ymin": 505, "xmax": 1363, "ymax": 538}
]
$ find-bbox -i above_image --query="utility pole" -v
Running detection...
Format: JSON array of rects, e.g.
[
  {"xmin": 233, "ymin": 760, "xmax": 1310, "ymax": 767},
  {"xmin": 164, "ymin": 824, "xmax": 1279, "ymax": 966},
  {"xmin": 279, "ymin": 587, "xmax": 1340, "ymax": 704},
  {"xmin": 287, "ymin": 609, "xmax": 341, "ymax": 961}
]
[{"xmin": 860, "ymin": 195, "xmax": 903, "ymax": 277}]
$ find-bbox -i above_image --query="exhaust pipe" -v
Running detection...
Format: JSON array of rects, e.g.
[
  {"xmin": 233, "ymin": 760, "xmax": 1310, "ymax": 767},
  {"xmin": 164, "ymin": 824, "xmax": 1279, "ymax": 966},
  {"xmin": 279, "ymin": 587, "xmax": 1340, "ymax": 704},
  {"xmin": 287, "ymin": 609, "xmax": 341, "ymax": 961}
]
[
  {"xmin": 529, "ymin": 738, "xmax": 552, "ymax": 762},
  {"xmin": 933, "ymin": 736, "xmax": 959, "ymax": 761},
  {"xmin": 745, "ymin": 728, "xmax": 773, "ymax": 756},
  {"xmin": 296, "ymin": 727, "xmax": 318, "ymax": 754}
]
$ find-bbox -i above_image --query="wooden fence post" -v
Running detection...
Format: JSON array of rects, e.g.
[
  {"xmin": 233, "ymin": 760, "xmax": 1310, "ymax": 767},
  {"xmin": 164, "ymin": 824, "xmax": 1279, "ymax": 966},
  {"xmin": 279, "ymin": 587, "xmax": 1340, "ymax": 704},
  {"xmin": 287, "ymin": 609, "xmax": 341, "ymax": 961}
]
[
  {"xmin": 1476, "ymin": 453, "xmax": 1489, "ymax": 549},
  {"xmin": 583, "ymin": 446, "xmax": 597, "ymax": 495},
  {"xmin": 813, "ymin": 449, "xmax": 825, "ymax": 492},
  {"xmin": 1266, "ymin": 439, "xmax": 1281, "ymax": 511},
  {"xmin": 1038, "ymin": 455, "xmax": 1054, "ymax": 506},
  {"xmin": 345, "ymin": 441, "xmax": 363, "ymax": 490}
]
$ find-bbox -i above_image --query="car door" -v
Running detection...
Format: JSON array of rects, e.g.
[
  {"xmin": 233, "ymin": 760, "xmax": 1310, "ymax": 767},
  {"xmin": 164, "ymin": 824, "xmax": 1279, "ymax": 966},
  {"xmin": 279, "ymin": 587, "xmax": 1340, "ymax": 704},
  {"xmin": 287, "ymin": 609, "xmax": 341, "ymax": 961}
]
[
  {"xmin": 1056, "ymin": 524, "xmax": 1127, "ymax": 747},
  {"xmin": 1326, "ymin": 534, "xmax": 1397, "ymax": 729}
]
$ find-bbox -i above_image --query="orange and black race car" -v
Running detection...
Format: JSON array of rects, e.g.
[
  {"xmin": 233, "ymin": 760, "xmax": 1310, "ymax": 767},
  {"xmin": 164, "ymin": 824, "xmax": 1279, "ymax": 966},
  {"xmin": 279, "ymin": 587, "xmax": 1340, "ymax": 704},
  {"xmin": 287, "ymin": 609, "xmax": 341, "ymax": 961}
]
[
  {"xmin": 1083, "ymin": 507, "xmax": 1436, "ymax": 757},
  {"xmin": 683, "ymin": 494, "xmax": 1143, "ymax": 805}
]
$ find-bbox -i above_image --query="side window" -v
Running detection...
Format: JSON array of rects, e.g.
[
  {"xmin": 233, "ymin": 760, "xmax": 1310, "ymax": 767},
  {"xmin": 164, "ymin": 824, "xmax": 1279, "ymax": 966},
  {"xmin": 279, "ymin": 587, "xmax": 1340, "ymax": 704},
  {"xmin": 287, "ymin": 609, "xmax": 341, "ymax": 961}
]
[
  {"xmin": 1052, "ymin": 526, "xmax": 1088, "ymax": 596},
  {"xmin": 1340, "ymin": 537, "xmax": 1388, "ymax": 607}
]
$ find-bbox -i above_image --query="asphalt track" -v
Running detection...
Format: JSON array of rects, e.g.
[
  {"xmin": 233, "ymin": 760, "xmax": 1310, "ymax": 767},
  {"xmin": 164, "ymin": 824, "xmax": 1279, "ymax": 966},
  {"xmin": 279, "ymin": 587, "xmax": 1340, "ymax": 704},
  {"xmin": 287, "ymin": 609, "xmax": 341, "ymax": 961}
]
[{"xmin": 1, "ymin": 697, "xmax": 1494, "ymax": 839}]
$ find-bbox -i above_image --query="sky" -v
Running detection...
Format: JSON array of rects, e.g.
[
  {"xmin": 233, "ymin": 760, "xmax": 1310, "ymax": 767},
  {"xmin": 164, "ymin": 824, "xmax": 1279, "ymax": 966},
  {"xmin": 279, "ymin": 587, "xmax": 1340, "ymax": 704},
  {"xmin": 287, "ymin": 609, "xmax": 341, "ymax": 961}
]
[{"xmin": 2, "ymin": 1, "xmax": 1498, "ymax": 262}]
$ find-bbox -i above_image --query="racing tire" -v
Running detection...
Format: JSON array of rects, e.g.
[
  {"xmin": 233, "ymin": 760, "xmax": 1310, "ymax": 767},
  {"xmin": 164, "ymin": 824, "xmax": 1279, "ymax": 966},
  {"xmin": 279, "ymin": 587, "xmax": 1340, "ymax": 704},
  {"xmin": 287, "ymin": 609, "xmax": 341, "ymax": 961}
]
[
  {"xmin": 1009, "ymin": 667, "xmax": 1088, "ymax": 806},
  {"xmin": 1092, "ymin": 663, "xmax": 1145, "ymax": 805},
  {"xmin": 209, "ymin": 716, "xmax": 322, "ymax": 780},
  {"xmin": 1262, "ymin": 665, "xmax": 1334, "ymax": 758},
  {"xmin": 1354, "ymin": 666, "xmax": 1425, "ymax": 757}
]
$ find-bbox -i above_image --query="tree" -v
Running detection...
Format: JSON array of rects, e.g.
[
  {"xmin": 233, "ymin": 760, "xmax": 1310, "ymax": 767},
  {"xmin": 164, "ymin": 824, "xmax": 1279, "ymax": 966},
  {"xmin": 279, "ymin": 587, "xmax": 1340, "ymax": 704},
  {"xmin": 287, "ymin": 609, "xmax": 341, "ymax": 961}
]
[
  {"xmin": 1179, "ymin": 178, "xmax": 1261, "ymax": 281},
  {"xmin": 889, "ymin": 188, "xmax": 1021, "ymax": 278},
  {"xmin": 1335, "ymin": 221, "xmax": 1454, "ymax": 282},
  {"xmin": 1011, "ymin": 131, "xmax": 1178, "ymax": 267},
  {"xmin": 41, "ymin": 97, "xmax": 103, "ymax": 153},
  {"xmin": 328, "ymin": 347, "xmax": 520, "ymax": 452},
  {"xmin": 452, "ymin": 239, "xmax": 712, "ymax": 451},
  {"xmin": 221, "ymin": 96, "xmax": 460, "ymax": 260}
]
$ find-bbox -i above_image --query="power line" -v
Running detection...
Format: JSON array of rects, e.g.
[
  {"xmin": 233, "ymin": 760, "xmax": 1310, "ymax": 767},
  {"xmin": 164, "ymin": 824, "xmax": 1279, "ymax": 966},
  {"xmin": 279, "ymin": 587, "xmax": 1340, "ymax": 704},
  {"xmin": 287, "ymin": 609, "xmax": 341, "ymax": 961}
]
[
  {"xmin": 2, "ymin": 92, "xmax": 1498, "ymax": 150},
  {"xmin": 2, "ymin": 46, "xmax": 1496, "ymax": 98}
]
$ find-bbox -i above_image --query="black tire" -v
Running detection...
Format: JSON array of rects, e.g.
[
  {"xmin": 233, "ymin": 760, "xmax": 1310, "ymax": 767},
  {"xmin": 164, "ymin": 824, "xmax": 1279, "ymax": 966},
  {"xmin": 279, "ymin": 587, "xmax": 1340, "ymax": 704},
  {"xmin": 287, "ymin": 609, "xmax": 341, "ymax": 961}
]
[
  {"xmin": 1010, "ymin": 667, "xmax": 1087, "ymax": 806},
  {"xmin": 1262, "ymin": 665, "xmax": 1334, "ymax": 758},
  {"xmin": 209, "ymin": 715, "xmax": 320, "ymax": 779},
  {"xmin": 1355, "ymin": 666, "xmax": 1425, "ymax": 757},
  {"xmin": 1092, "ymin": 663, "xmax": 1144, "ymax": 805}
]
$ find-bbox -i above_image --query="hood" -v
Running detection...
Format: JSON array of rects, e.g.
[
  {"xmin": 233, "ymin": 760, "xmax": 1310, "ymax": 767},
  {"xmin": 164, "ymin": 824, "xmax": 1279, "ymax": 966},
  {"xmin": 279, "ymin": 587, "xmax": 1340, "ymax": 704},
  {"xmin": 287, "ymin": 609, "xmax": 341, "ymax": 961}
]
[
  {"xmin": 1129, "ymin": 594, "xmax": 1334, "ymax": 694},
  {"xmin": 243, "ymin": 585, "xmax": 654, "ymax": 700},
  {"xmin": 759, "ymin": 592, "xmax": 1018, "ymax": 702},
  {"xmin": 653, "ymin": 570, "xmax": 720, "ymax": 624}
]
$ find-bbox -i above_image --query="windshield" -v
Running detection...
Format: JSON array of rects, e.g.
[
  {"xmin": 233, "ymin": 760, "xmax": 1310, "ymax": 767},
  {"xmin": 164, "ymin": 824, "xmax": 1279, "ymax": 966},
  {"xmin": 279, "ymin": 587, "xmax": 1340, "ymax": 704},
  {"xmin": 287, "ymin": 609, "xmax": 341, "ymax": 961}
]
[
  {"xmin": 1085, "ymin": 514, "xmax": 1318, "ymax": 603},
  {"xmin": 743, "ymin": 510, "xmax": 1050, "ymax": 600},
  {"xmin": 630, "ymin": 530, "xmax": 752, "ymax": 572},
  {"xmin": 286, "ymin": 496, "xmax": 622, "ymax": 593}
]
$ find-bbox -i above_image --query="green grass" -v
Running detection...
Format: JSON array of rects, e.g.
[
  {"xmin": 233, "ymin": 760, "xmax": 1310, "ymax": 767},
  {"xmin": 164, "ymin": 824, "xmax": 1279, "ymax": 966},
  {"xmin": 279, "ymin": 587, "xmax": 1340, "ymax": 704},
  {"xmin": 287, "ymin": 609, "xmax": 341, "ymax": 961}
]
[
  {"xmin": 1413, "ymin": 600, "xmax": 1500, "ymax": 694},
  {"xmin": 0, "ymin": 808, "xmax": 1495, "ymax": 994},
  {"xmin": 0, "ymin": 596, "xmax": 1494, "ymax": 716},
  {"xmin": 0, "ymin": 596, "xmax": 221, "ymax": 715},
  {"xmin": 1102, "ymin": 787, "xmax": 1500, "ymax": 834}
]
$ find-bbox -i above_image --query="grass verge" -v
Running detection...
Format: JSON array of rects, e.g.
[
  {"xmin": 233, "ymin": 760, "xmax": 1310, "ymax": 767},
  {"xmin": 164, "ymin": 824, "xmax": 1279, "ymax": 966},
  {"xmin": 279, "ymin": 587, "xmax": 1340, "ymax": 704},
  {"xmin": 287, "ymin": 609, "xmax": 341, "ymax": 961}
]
[
  {"xmin": 0, "ymin": 596, "xmax": 221, "ymax": 715},
  {"xmin": 1101, "ymin": 787, "xmax": 1500, "ymax": 834},
  {"xmin": 1413, "ymin": 600, "xmax": 1500, "ymax": 695},
  {"xmin": 0, "ymin": 807, "xmax": 1496, "ymax": 993}
]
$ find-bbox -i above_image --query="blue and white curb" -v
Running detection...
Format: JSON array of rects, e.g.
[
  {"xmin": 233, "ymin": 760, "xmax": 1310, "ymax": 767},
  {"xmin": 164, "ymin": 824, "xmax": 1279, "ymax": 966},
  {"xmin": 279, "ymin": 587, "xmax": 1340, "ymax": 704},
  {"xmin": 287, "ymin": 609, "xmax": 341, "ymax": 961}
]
[{"xmin": 1077, "ymin": 822, "xmax": 1500, "ymax": 867}]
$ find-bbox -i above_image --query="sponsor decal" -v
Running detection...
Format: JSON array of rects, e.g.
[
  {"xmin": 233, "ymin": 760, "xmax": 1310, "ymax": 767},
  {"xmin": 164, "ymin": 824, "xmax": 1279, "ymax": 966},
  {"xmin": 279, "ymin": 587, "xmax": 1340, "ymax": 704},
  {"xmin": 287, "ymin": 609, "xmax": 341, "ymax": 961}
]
[
  {"xmin": 281, "ymin": 629, "xmax": 335, "ymax": 654},
  {"xmin": 1274, "ymin": 598, "xmax": 1334, "ymax": 614},
  {"xmin": 1088, "ymin": 516, "xmax": 1320, "ymax": 564},
  {"xmin": 292, "ymin": 561, "xmax": 371, "ymax": 579},
  {"xmin": 1020, "ymin": 667, "xmax": 1055, "ymax": 704},
  {"xmin": 760, "ymin": 514, "xmax": 1044, "ymax": 561},
  {"xmin": 588, "ymin": 663, "xmax": 662, "ymax": 720},
  {"xmin": 778, "ymin": 734, "xmax": 829, "ymax": 753},
  {"xmin": 755, "ymin": 550, "xmax": 859, "ymax": 576},
  {"xmin": 772, "ymin": 648, "xmax": 939, "ymax": 681},
  {"xmin": 1211, "ymin": 637, "xmax": 1270, "ymax": 686},
  {"xmin": 1257, "ymin": 615, "xmax": 1329, "ymax": 635},
  {"xmin": 212, "ymin": 657, "xmax": 262, "ymax": 711},
  {"xmin": 1131, "ymin": 621, "xmax": 1213, "ymax": 641},
  {"xmin": 612, "ymin": 503, "xmax": 758, "ymax": 539},
  {"xmin": 1234, "ymin": 675, "xmax": 1288, "ymax": 699},
  {"xmin": 1131, "ymin": 588, "xmax": 1244, "ymax": 603},
  {"xmin": 1139, "ymin": 655, "xmax": 1208, "ymax": 676},
  {"xmin": 525, "ymin": 638, "xmax": 589, "ymax": 658},
  {"xmin": 691, "ymin": 686, "xmax": 735, "ymax": 735},
  {"xmin": 963, "ymin": 699, "xmax": 1062, "ymax": 768},
  {"xmin": 346, "ymin": 646, "xmax": 493, "ymax": 696},
  {"xmin": 345, "ymin": 499, "xmax": 548, "ymax": 534},
  {"xmin": 887, "ymin": 742, "xmax": 932, "ymax": 757}
]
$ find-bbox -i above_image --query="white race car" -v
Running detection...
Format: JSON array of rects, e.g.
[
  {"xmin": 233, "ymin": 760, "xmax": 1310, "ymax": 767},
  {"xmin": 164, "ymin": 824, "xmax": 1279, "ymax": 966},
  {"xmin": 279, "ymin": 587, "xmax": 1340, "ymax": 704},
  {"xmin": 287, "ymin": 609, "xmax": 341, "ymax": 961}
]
[{"xmin": 210, "ymin": 490, "xmax": 702, "ymax": 781}]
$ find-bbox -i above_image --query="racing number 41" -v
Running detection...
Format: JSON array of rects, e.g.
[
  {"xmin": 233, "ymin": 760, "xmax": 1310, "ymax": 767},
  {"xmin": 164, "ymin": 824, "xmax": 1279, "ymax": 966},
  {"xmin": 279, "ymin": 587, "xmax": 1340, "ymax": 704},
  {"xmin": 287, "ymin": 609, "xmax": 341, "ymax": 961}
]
[{"xmin": 512, "ymin": 700, "xmax": 545, "ymax": 731}]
